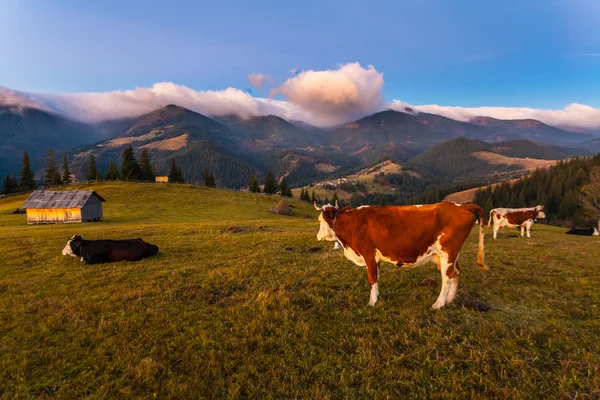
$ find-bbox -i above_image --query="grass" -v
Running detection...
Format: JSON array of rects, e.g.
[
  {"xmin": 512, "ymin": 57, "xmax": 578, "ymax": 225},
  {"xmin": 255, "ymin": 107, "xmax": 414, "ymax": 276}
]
[{"xmin": 1, "ymin": 182, "xmax": 599, "ymax": 398}]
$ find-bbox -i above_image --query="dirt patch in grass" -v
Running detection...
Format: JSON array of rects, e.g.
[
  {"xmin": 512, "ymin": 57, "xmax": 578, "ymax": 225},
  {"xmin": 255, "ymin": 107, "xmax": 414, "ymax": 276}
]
[{"xmin": 222, "ymin": 225, "xmax": 268, "ymax": 233}]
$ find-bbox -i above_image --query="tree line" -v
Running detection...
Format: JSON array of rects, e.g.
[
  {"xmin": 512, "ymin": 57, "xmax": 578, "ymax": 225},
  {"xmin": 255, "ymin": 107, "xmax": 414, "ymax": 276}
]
[
  {"xmin": 474, "ymin": 154, "xmax": 600, "ymax": 227},
  {"xmin": 1, "ymin": 145, "xmax": 221, "ymax": 194},
  {"xmin": 248, "ymin": 171, "xmax": 293, "ymax": 197}
]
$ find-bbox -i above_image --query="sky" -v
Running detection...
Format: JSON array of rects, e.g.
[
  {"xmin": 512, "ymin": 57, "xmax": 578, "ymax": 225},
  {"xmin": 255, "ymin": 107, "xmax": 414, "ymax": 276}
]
[{"xmin": 1, "ymin": 0, "xmax": 599, "ymax": 129}]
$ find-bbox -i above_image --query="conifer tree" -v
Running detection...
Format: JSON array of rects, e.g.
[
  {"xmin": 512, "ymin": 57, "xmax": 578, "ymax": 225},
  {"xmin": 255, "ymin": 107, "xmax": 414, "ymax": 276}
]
[
  {"xmin": 203, "ymin": 168, "xmax": 216, "ymax": 187},
  {"xmin": 311, "ymin": 189, "xmax": 316, "ymax": 203},
  {"xmin": 44, "ymin": 149, "xmax": 60, "ymax": 186},
  {"xmin": 86, "ymin": 154, "xmax": 99, "ymax": 181},
  {"xmin": 582, "ymin": 167, "xmax": 600, "ymax": 230},
  {"xmin": 280, "ymin": 177, "xmax": 292, "ymax": 197},
  {"xmin": 2, "ymin": 175, "xmax": 15, "ymax": 194},
  {"xmin": 139, "ymin": 149, "xmax": 155, "ymax": 181},
  {"xmin": 106, "ymin": 160, "xmax": 119, "ymax": 180},
  {"xmin": 168, "ymin": 159, "xmax": 184, "ymax": 183},
  {"xmin": 61, "ymin": 154, "xmax": 72, "ymax": 184},
  {"xmin": 120, "ymin": 145, "xmax": 141, "ymax": 180},
  {"xmin": 263, "ymin": 170, "xmax": 277, "ymax": 194},
  {"xmin": 332, "ymin": 192, "xmax": 339, "ymax": 206},
  {"xmin": 249, "ymin": 174, "xmax": 260, "ymax": 193},
  {"xmin": 300, "ymin": 188, "xmax": 309, "ymax": 201},
  {"xmin": 19, "ymin": 150, "xmax": 36, "ymax": 190}
]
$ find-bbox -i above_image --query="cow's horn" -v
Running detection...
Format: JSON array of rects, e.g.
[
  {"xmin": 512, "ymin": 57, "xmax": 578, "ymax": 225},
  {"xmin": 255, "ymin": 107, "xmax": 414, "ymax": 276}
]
[
  {"xmin": 335, "ymin": 200, "xmax": 339, "ymax": 208},
  {"xmin": 314, "ymin": 201, "xmax": 322, "ymax": 211}
]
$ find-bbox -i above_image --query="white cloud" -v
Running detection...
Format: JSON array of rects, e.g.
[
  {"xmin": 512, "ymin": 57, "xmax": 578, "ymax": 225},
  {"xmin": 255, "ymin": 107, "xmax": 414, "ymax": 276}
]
[
  {"xmin": 2, "ymin": 62, "xmax": 599, "ymax": 131},
  {"xmin": 247, "ymin": 73, "xmax": 269, "ymax": 89},
  {"xmin": 274, "ymin": 62, "xmax": 386, "ymax": 127},
  {"xmin": 0, "ymin": 87, "xmax": 51, "ymax": 112},
  {"xmin": 389, "ymin": 100, "xmax": 600, "ymax": 131}
]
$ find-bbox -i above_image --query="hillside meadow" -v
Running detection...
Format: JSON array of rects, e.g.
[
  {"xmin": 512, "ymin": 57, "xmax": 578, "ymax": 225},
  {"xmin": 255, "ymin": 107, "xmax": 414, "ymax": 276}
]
[{"xmin": 1, "ymin": 182, "xmax": 599, "ymax": 398}]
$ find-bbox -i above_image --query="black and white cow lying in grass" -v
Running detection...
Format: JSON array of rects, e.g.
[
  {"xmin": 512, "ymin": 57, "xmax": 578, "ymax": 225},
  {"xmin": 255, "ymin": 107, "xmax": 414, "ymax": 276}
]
[
  {"xmin": 62, "ymin": 235, "xmax": 159, "ymax": 264},
  {"xmin": 565, "ymin": 227, "xmax": 599, "ymax": 236}
]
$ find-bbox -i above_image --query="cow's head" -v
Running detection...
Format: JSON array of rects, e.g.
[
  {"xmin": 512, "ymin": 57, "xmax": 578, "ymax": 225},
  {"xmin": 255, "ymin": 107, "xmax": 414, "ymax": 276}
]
[
  {"xmin": 62, "ymin": 235, "xmax": 83, "ymax": 257},
  {"xmin": 314, "ymin": 201, "xmax": 339, "ymax": 241},
  {"xmin": 535, "ymin": 205, "xmax": 546, "ymax": 219}
]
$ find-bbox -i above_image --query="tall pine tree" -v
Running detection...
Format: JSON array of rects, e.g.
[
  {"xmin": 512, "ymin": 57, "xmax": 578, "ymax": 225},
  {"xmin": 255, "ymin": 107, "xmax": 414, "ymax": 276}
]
[
  {"xmin": 280, "ymin": 177, "xmax": 292, "ymax": 197},
  {"xmin": 105, "ymin": 160, "xmax": 119, "ymax": 180},
  {"xmin": 263, "ymin": 170, "xmax": 277, "ymax": 194},
  {"xmin": 582, "ymin": 167, "xmax": 600, "ymax": 230},
  {"xmin": 311, "ymin": 189, "xmax": 316, "ymax": 203},
  {"xmin": 249, "ymin": 174, "xmax": 260, "ymax": 193},
  {"xmin": 61, "ymin": 154, "xmax": 72, "ymax": 184},
  {"xmin": 85, "ymin": 154, "xmax": 99, "ymax": 181},
  {"xmin": 120, "ymin": 145, "xmax": 141, "ymax": 180},
  {"xmin": 44, "ymin": 149, "xmax": 60, "ymax": 186},
  {"xmin": 168, "ymin": 159, "xmax": 184, "ymax": 183},
  {"xmin": 203, "ymin": 169, "xmax": 216, "ymax": 187},
  {"xmin": 19, "ymin": 150, "xmax": 36, "ymax": 191},
  {"xmin": 139, "ymin": 149, "xmax": 155, "ymax": 181},
  {"xmin": 2, "ymin": 175, "xmax": 17, "ymax": 194}
]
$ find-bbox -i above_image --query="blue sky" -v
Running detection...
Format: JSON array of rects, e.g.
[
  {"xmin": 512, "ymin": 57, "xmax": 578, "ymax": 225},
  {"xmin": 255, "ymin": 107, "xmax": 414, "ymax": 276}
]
[{"xmin": 1, "ymin": 0, "xmax": 599, "ymax": 115}]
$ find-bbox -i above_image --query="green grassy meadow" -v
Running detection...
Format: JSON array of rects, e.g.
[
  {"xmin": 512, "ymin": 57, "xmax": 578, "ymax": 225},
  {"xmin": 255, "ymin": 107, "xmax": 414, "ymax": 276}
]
[{"xmin": 1, "ymin": 182, "xmax": 599, "ymax": 398}]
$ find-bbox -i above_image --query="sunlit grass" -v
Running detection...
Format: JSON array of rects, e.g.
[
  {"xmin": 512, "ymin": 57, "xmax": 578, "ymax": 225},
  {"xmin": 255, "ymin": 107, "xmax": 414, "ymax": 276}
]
[{"xmin": 1, "ymin": 182, "xmax": 599, "ymax": 398}]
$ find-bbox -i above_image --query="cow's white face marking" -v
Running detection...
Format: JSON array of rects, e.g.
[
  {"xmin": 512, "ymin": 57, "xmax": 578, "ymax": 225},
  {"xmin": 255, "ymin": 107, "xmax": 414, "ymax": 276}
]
[
  {"xmin": 316, "ymin": 213, "xmax": 337, "ymax": 241},
  {"xmin": 62, "ymin": 240, "xmax": 76, "ymax": 257},
  {"xmin": 537, "ymin": 210, "xmax": 546, "ymax": 219}
]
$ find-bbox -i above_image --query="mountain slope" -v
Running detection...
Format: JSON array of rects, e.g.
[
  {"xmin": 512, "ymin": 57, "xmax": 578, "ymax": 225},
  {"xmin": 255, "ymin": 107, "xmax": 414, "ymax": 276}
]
[
  {"xmin": 470, "ymin": 116, "xmax": 592, "ymax": 146},
  {"xmin": 67, "ymin": 105, "xmax": 262, "ymax": 187},
  {"xmin": 407, "ymin": 137, "xmax": 580, "ymax": 183},
  {"xmin": 0, "ymin": 105, "xmax": 104, "ymax": 178},
  {"xmin": 216, "ymin": 114, "xmax": 325, "ymax": 151}
]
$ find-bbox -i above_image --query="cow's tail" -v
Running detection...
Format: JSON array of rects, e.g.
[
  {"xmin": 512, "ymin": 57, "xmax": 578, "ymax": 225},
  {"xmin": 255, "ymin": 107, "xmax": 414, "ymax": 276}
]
[
  {"xmin": 487, "ymin": 210, "xmax": 494, "ymax": 228},
  {"xmin": 460, "ymin": 204, "xmax": 489, "ymax": 271}
]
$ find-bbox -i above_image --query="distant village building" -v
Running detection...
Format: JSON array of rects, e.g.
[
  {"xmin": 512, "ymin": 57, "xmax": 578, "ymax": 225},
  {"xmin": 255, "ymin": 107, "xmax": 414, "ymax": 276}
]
[
  {"xmin": 156, "ymin": 176, "xmax": 169, "ymax": 183},
  {"xmin": 22, "ymin": 190, "xmax": 106, "ymax": 224}
]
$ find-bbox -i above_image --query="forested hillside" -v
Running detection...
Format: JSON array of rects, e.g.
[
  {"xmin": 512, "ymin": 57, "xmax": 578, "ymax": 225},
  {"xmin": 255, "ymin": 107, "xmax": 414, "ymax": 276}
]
[{"xmin": 474, "ymin": 154, "xmax": 600, "ymax": 226}]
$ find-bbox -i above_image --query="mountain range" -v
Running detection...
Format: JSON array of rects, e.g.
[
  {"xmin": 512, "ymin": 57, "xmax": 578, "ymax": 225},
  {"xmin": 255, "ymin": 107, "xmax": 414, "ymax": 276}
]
[{"xmin": 0, "ymin": 102, "xmax": 597, "ymax": 188}]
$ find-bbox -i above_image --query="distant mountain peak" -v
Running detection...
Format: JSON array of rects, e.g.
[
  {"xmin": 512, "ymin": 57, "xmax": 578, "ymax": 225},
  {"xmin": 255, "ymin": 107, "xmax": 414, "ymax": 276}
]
[{"xmin": 470, "ymin": 116, "xmax": 500, "ymax": 125}]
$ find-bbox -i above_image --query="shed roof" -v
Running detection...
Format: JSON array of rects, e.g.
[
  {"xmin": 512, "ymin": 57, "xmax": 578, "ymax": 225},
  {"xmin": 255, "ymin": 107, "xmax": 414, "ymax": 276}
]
[{"xmin": 22, "ymin": 190, "xmax": 106, "ymax": 209}]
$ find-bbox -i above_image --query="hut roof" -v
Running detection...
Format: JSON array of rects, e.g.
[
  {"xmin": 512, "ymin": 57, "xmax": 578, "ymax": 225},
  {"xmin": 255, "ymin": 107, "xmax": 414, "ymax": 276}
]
[{"xmin": 22, "ymin": 190, "xmax": 106, "ymax": 209}]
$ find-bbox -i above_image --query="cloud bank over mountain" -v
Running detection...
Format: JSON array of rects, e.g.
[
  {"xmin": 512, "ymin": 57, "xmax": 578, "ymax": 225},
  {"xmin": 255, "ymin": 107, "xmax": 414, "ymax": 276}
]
[
  {"xmin": 389, "ymin": 101, "xmax": 600, "ymax": 132},
  {"xmin": 2, "ymin": 62, "xmax": 599, "ymax": 131}
]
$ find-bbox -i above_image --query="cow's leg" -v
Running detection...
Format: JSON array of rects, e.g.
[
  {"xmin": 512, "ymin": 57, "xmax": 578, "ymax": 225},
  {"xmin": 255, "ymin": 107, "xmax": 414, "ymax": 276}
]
[
  {"xmin": 365, "ymin": 258, "xmax": 379, "ymax": 307},
  {"xmin": 520, "ymin": 225, "xmax": 525, "ymax": 237},
  {"xmin": 431, "ymin": 253, "xmax": 455, "ymax": 310},
  {"xmin": 526, "ymin": 220, "xmax": 533, "ymax": 238},
  {"xmin": 446, "ymin": 256, "xmax": 461, "ymax": 304},
  {"xmin": 493, "ymin": 224, "xmax": 499, "ymax": 240}
]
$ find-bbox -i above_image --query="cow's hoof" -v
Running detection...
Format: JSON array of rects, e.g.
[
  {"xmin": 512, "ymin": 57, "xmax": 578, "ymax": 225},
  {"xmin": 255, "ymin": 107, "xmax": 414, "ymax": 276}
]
[
  {"xmin": 430, "ymin": 302, "xmax": 444, "ymax": 310},
  {"xmin": 367, "ymin": 301, "xmax": 376, "ymax": 307}
]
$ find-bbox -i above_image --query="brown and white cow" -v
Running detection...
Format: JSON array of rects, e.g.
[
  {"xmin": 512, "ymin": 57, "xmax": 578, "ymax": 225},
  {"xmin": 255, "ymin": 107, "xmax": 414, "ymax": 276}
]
[
  {"xmin": 488, "ymin": 206, "xmax": 546, "ymax": 239},
  {"xmin": 315, "ymin": 201, "xmax": 488, "ymax": 309}
]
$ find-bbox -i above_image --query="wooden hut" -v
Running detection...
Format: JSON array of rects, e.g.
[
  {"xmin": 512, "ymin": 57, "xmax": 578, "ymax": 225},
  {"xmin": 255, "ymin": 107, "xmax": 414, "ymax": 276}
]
[
  {"xmin": 22, "ymin": 190, "xmax": 106, "ymax": 224},
  {"xmin": 270, "ymin": 199, "xmax": 293, "ymax": 216},
  {"xmin": 156, "ymin": 176, "xmax": 169, "ymax": 183}
]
